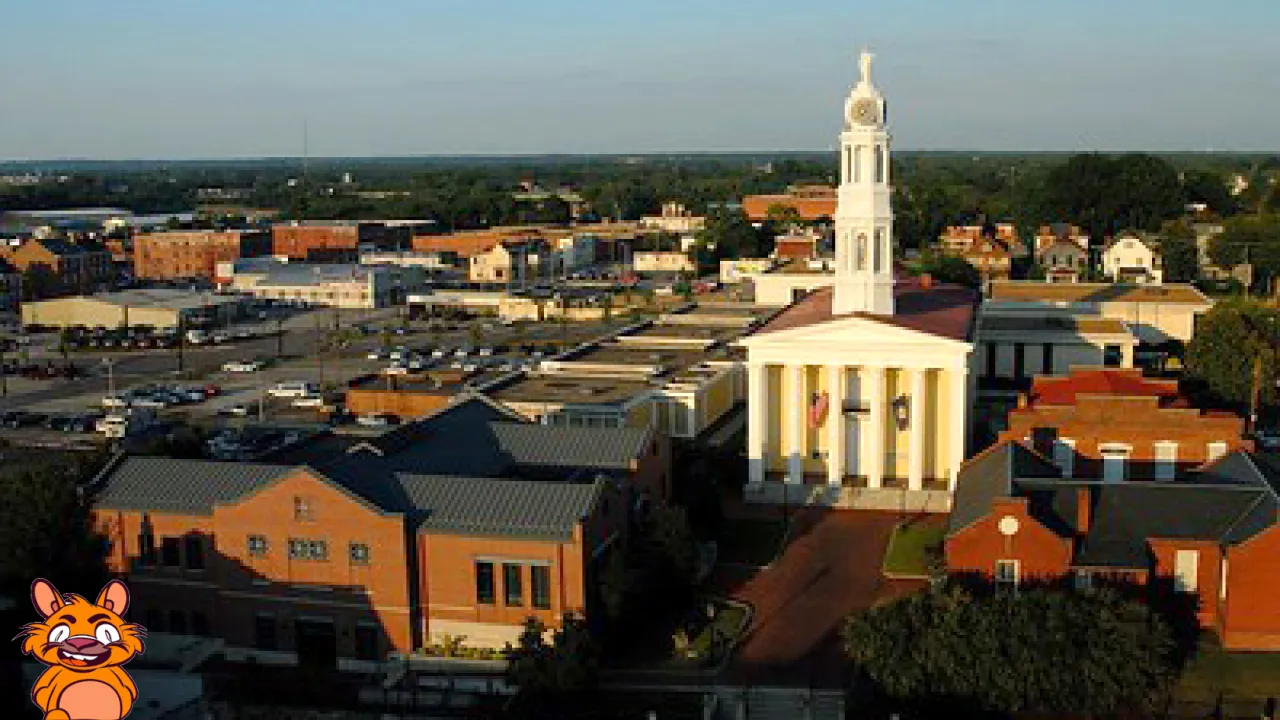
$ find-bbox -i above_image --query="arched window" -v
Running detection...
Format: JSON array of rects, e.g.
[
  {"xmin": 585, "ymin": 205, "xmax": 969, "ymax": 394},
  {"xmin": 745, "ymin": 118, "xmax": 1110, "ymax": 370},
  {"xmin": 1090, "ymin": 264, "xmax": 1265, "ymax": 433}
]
[
  {"xmin": 873, "ymin": 146, "xmax": 885, "ymax": 184},
  {"xmin": 854, "ymin": 146, "xmax": 863, "ymax": 183},
  {"xmin": 843, "ymin": 146, "xmax": 852, "ymax": 184},
  {"xmin": 875, "ymin": 229, "xmax": 886, "ymax": 273},
  {"xmin": 856, "ymin": 234, "xmax": 867, "ymax": 271},
  {"xmin": 872, "ymin": 230, "xmax": 882, "ymax": 272}
]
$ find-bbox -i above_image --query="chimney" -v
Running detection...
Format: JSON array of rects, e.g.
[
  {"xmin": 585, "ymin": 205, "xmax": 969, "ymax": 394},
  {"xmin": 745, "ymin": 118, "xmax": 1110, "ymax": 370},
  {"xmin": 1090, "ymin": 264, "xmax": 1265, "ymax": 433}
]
[
  {"xmin": 919, "ymin": 273, "xmax": 934, "ymax": 289},
  {"xmin": 1075, "ymin": 486, "xmax": 1091, "ymax": 535}
]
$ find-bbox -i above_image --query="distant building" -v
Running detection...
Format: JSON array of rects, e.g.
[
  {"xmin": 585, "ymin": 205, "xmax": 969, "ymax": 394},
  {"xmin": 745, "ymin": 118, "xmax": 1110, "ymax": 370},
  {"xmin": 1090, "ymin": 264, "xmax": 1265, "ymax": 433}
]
[
  {"xmin": 742, "ymin": 185, "xmax": 838, "ymax": 224},
  {"xmin": 1033, "ymin": 224, "xmax": 1089, "ymax": 254},
  {"xmin": 1037, "ymin": 240, "xmax": 1089, "ymax": 284},
  {"xmin": 719, "ymin": 258, "xmax": 776, "ymax": 285},
  {"xmin": 21, "ymin": 288, "xmax": 246, "ymax": 329},
  {"xmin": 133, "ymin": 230, "xmax": 272, "ymax": 281},
  {"xmin": 985, "ymin": 281, "xmax": 1213, "ymax": 345},
  {"xmin": 939, "ymin": 224, "xmax": 1023, "ymax": 282},
  {"xmin": 772, "ymin": 231, "xmax": 821, "ymax": 261},
  {"xmin": 639, "ymin": 202, "xmax": 706, "ymax": 234},
  {"xmin": 271, "ymin": 222, "xmax": 414, "ymax": 261},
  {"xmin": 1, "ymin": 238, "xmax": 113, "ymax": 294},
  {"xmin": 632, "ymin": 250, "xmax": 696, "ymax": 275},
  {"xmin": 218, "ymin": 260, "xmax": 417, "ymax": 309},
  {"xmin": 1102, "ymin": 233, "xmax": 1163, "ymax": 285}
]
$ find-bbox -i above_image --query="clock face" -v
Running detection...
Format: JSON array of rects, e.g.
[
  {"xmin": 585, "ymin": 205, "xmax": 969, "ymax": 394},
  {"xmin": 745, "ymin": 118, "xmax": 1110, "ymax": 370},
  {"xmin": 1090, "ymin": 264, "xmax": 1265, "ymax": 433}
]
[{"xmin": 850, "ymin": 98, "xmax": 879, "ymax": 126}]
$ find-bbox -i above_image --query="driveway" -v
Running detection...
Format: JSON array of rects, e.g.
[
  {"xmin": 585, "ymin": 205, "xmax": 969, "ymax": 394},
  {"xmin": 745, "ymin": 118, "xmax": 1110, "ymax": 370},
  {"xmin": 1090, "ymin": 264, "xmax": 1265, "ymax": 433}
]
[{"xmin": 716, "ymin": 508, "xmax": 939, "ymax": 688}]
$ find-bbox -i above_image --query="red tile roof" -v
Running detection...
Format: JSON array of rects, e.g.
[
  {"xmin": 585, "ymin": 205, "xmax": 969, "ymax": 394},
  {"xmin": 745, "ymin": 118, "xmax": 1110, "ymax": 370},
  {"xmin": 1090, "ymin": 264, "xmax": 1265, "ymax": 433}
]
[
  {"xmin": 751, "ymin": 277, "xmax": 978, "ymax": 342},
  {"xmin": 1027, "ymin": 368, "xmax": 1186, "ymax": 408}
]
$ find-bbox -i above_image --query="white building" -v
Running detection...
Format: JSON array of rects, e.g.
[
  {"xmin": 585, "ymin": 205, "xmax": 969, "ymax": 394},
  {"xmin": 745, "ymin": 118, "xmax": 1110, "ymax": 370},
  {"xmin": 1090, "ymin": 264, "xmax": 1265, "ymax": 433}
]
[
  {"xmin": 632, "ymin": 251, "xmax": 696, "ymax": 275},
  {"xmin": 736, "ymin": 51, "xmax": 978, "ymax": 512},
  {"xmin": 218, "ymin": 259, "xmax": 418, "ymax": 309},
  {"xmin": 1102, "ymin": 233, "xmax": 1163, "ymax": 285}
]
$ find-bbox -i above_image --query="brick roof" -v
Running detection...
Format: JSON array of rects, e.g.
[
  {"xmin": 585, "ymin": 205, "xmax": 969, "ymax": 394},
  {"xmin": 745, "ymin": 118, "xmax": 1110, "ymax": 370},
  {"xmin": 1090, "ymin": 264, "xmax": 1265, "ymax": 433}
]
[{"xmin": 751, "ymin": 277, "xmax": 978, "ymax": 342}]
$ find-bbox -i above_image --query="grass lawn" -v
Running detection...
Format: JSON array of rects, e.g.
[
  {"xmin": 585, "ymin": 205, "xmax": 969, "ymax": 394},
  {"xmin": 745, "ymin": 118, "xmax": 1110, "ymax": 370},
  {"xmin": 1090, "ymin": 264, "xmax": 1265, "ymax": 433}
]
[
  {"xmin": 1177, "ymin": 646, "xmax": 1280, "ymax": 700},
  {"xmin": 717, "ymin": 518, "xmax": 787, "ymax": 566},
  {"xmin": 882, "ymin": 520, "xmax": 945, "ymax": 578},
  {"xmin": 688, "ymin": 602, "xmax": 748, "ymax": 660}
]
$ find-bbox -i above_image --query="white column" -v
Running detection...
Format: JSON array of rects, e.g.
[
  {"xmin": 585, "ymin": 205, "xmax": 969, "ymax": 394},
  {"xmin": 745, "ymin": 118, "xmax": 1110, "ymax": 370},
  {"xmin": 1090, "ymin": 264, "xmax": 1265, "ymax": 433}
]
[
  {"xmin": 747, "ymin": 363, "xmax": 768, "ymax": 485},
  {"xmin": 864, "ymin": 365, "xmax": 885, "ymax": 489},
  {"xmin": 826, "ymin": 365, "xmax": 846, "ymax": 486},
  {"xmin": 949, "ymin": 366, "xmax": 969, "ymax": 490},
  {"xmin": 786, "ymin": 364, "xmax": 805, "ymax": 484},
  {"xmin": 909, "ymin": 368, "xmax": 927, "ymax": 491}
]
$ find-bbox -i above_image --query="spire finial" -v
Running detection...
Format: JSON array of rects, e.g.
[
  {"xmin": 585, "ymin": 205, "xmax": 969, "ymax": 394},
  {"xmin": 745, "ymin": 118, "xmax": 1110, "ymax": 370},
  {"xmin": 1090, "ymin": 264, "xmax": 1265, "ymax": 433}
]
[{"xmin": 859, "ymin": 48, "xmax": 874, "ymax": 86}]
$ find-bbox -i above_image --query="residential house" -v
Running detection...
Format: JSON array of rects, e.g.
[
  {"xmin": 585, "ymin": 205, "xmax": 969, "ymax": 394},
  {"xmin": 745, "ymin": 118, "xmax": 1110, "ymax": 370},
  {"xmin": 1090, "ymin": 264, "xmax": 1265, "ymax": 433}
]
[
  {"xmin": 1102, "ymin": 233, "xmax": 1163, "ymax": 285},
  {"xmin": 2, "ymin": 238, "xmax": 113, "ymax": 295},
  {"xmin": 1037, "ymin": 240, "xmax": 1089, "ymax": 284}
]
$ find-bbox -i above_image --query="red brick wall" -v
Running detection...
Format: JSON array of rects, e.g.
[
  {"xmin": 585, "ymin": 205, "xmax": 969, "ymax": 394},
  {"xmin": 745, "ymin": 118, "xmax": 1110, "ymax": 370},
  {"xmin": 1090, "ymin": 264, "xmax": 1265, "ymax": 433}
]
[
  {"xmin": 133, "ymin": 231, "xmax": 271, "ymax": 280},
  {"xmin": 272, "ymin": 226, "xmax": 361, "ymax": 260},
  {"xmin": 1222, "ymin": 526, "xmax": 1280, "ymax": 650},
  {"xmin": 945, "ymin": 497, "xmax": 1073, "ymax": 580},
  {"xmin": 1149, "ymin": 538, "xmax": 1223, "ymax": 629}
]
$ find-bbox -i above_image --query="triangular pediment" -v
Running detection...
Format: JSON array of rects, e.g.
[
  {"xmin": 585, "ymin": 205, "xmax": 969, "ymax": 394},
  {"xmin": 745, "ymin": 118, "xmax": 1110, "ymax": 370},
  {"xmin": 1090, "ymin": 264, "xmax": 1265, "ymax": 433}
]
[{"xmin": 740, "ymin": 313, "xmax": 968, "ymax": 350}]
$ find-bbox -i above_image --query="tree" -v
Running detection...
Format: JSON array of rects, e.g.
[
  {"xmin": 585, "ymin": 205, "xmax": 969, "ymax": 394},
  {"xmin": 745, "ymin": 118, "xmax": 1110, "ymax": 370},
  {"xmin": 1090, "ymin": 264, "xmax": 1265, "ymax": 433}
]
[
  {"xmin": 697, "ymin": 207, "xmax": 765, "ymax": 260},
  {"xmin": 1037, "ymin": 153, "xmax": 1184, "ymax": 238},
  {"xmin": 1208, "ymin": 214, "xmax": 1280, "ymax": 289},
  {"xmin": 1184, "ymin": 299, "xmax": 1279, "ymax": 411},
  {"xmin": 1182, "ymin": 170, "xmax": 1236, "ymax": 216},
  {"xmin": 1157, "ymin": 222, "xmax": 1201, "ymax": 283},
  {"xmin": 0, "ymin": 453, "xmax": 109, "ymax": 601},
  {"xmin": 915, "ymin": 251, "xmax": 981, "ymax": 289},
  {"xmin": 505, "ymin": 614, "xmax": 599, "ymax": 716},
  {"xmin": 21, "ymin": 264, "xmax": 59, "ymax": 301},
  {"xmin": 764, "ymin": 203, "xmax": 802, "ymax": 232},
  {"xmin": 842, "ymin": 583, "xmax": 1178, "ymax": 717}
]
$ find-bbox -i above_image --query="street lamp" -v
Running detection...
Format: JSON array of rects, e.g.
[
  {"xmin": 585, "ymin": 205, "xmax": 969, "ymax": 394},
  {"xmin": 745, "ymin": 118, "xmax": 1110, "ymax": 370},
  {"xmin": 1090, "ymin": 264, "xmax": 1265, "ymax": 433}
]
[{"xmin": 101, "ymin": 357, "xmax": 116, "ymax": 398}]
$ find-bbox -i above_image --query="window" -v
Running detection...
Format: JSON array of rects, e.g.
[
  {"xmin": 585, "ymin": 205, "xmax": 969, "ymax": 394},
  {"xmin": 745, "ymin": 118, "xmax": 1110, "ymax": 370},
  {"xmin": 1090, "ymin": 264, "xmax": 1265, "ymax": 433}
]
[
  {"xmin": 872, "ymin": 229, "xmax": 884, "ymax": 273},
  {"xmin": 1155, "ymin": 441, "xmax": 1178, "ymax": 481},
  {"xmin": 184, "ymin": 536, "xmax": 205, "ymax": 570},
  {"xmin": 169, "ymin": 610, "xmax": 187, "ymax": 635},
  {"xmin": 247, "ymin": 535, "xmax": 268, "ymax": 557},
  {"xmin": 475, "ymin": 561, "xmax": 495, "ymax": 605},
  {"xmin": 288, "ymin": 538, "xmax": 329, "ymax": 561},
  {"xmin": 995, "ymin": 559, "xmax": 1019, "ymax": 586},
  {"xmin": 1074, "ymin": 571, "xmax": 1093, "ymax": 592},
  {"xmin": 1174, "ymin": 550, "xmax": 1199, "ymax": 593},
  {"xmin": 531, "ymin": 565, "xmax": 552, "ymax": 610},
  {"xmin": 254, "ymin": 614, "xmax": 277, "ymax": 651},
  {"xmin": 138, "ymin": 529, "xmax": 156, "ymax": 566},
  {"xmin": 1220, "ymin": 558, "xmax": 1229, "ymax": 600},
  {"xmin": 293, "ymin": 496, "xmax": 313, "ymax": 521},
  {"xmin": 1041, "ymin": 343, "xmax": 1054, "ymax": 375},
  {"xmin": 504, "ymin": 563, "xmax": 523, "ymax": 607},
  {"xmin": 873, "ymin": 145, "xmax": 885, "ymax": 184},
  {"xmin": 191, "ymin": 612, "xmax": 210, "ymax": 636},
  {"xmin": 354, "ymin": 624, "xmax": 380, "ymax": 662},
  {"xmin": 667, "ymin": 399, "xmax": 691, "ymax": 437},
  {"xmin": 349, "ymin": 542, "xmax": 371, "ymax": 565},
  {"xmin": 1207, "ymin": 442, "xmax": 1228, "ymax": 462},
  {"xmin": 161, "ymin": 537, "xmax": 181, "ymax": 567},
  {"xmin": 1100, "ymin": 445, "xmax": 1129, "ymax": 482},
  {"xmin": 1103, "ymin": 344, "xmax": 1123, "ymax": 367},
  {"xmin": 1052, "ymin": 438, "xmax": 1075, "ymax": 477}
]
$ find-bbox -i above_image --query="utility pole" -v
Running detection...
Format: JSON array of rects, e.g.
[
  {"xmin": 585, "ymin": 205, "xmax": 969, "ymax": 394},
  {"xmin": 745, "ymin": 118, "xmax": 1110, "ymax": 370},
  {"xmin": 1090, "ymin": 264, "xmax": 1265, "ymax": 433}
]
[{"xmin": 102, "ymin": 358, "xmax": 115, "ymax": 398}]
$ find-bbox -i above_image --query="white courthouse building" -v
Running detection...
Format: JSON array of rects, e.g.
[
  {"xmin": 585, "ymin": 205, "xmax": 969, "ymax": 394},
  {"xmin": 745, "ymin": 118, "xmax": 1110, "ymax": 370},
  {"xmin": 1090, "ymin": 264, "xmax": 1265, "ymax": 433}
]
[{"xmin": 737, "ymin": 51, "xmax": 979, "ymax": 512}]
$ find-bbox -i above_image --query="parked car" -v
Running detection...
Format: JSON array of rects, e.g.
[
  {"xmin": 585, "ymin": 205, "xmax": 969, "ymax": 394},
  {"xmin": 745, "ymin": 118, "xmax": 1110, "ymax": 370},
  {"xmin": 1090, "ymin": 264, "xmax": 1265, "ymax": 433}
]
[
  {"xmin": 1254, "ymin": 430, "xmax": 1280, "ymax": 451},
  {"xmin": 356, "ymin": 414, "xmax": 397, "ymax": 428},
  {"xmin": 367, "ymin": 348, "xmax": 389, "ymax": 361},
  {"xmin": 267, "ymin": 381, "xmax": 316, "ymax": 399},
  {"xmin": 291, "ymin": 395, "xmax": 326, "ymax": 409},
  {"xmin": 218, "ymin": 404, "xmax": 251, "ymax": 418},
  {"xmin": 222, "ymin": 360, "xmax": 263, "ymax": 373}
]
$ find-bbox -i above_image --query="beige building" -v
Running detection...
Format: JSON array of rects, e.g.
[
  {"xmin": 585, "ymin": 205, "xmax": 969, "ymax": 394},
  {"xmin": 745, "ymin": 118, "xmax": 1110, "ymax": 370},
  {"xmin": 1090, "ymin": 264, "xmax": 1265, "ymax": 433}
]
[
  {"xmin": 974, "ymin": 314, "xmax": 1137, "ymax": 383},
  {"xmin": 985, "ymin": 280, "xmax": 1213, "ymax": 344},
  {"xmin": 469, "ymin": 240, "xmax": 548, "ymax": 284},
  {"xmin": 720, "ymin": 258, "xmax": 776, "ymax": 284},
  {"xmin": 632, "ymin": 251, "xmax": 696, "ymax": 275},
  {"xmin": 639, "ymin": 202, "xmax": 706, "ymax": 234},
  {"xmin": 21, "ymin": 289, "xmax": 246, "ymax": 329},
  {"xmin": 219, "ymin": 261, "xmax": 413, "ymax": 309}
]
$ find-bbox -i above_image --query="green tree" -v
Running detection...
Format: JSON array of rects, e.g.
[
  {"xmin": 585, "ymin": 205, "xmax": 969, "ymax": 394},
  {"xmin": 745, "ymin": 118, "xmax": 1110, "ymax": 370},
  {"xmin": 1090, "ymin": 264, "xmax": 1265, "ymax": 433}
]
[
  {"xmin": 505, "ymin": 614, "xmax": 599, "ymax": 716},
  {"xmin": 1208, "ymin": 214, "xmax": 1280, "ymax": 288},
  {"xmin": 1157, "ymin": 222, "xmax": 1201, "ymax": 283},
  {"xmin": 1184, "ymin": 299, "xmax": 1279, "ymax": 410},
  {"xmin": 1037, "ymin": 153, "xmax": 1184, "ymax": 238},
  {"xmin": 842, "ymin": 584, "xmax": 1177, "ymax": 717},
  {"xmin": 1182, "ymin": 170, "xmax": 1236, "ymax": 216},
  {"xmin": 915, "ymin": 251, "xmax": 981, "ymax": 289},
  {"xmin": 697, "ymin": 207, "xmax": 764, "ymax": 260},
  {"xmin": 764, "ymin": 203, "xmax": 802, "ymax": 232}
]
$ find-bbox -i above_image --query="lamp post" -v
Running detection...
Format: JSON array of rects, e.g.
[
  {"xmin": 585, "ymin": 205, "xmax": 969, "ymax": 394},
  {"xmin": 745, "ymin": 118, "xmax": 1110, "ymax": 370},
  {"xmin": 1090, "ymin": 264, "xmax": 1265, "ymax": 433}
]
[{"xmin": 101, "ymin": 357, "xmax": 115, "ymax": 398}]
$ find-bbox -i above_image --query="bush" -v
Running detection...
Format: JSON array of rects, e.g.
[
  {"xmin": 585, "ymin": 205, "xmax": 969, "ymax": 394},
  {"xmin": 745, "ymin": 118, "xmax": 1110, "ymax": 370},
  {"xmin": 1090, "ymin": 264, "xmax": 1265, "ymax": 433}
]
[{"xmin": 842, "ymin": 583, "xmax": 1179, "ymax": 717}]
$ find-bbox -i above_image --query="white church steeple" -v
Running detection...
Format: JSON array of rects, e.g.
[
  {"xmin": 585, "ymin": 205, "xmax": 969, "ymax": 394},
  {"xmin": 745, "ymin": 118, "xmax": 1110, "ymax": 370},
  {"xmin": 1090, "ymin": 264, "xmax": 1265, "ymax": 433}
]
[{"xmin": 833, "ymin": 49, "xmax": 895, "ymax": 316}]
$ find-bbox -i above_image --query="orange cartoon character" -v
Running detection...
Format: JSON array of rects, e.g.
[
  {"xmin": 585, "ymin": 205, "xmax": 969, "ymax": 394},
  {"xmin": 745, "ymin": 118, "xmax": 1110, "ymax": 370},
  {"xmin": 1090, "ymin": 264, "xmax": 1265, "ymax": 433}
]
[{"xmin": 15, "ymin": 578, "xmax": 145, "ymax": 720}]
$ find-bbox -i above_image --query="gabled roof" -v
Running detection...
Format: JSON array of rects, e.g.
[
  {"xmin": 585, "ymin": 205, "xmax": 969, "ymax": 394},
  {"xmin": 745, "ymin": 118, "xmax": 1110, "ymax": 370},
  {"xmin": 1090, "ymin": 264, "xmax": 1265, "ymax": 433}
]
[
  {"xmin": 396, "ymin": 474, "xmax": 603, "ymax": 541},
  {"xmin": 490, "ymin": 423, "xmax": 649, "ymax": 471},
  {"xmin": 91, "ymin": 457, "xmax": 291, "ymax": 515},
  {"xmin": 749, "ymin": 278, "xmax": 978, "ymax": 342},
  {"xmin": 947, "ymin": 441, "xmax": 1063, "ymax": 536}
]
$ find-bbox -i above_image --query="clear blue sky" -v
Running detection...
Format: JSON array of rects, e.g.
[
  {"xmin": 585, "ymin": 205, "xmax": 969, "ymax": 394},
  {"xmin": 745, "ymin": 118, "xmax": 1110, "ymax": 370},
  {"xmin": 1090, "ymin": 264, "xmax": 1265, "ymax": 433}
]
[{"xmin": 2, "ymin": 0, "xmax": 1277, "ymax": 160}]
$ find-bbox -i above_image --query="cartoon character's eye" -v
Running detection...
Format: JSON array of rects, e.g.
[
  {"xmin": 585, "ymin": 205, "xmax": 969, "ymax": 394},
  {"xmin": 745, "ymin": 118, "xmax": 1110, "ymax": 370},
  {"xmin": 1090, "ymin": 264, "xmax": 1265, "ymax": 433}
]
[
  {"xmin": 48, "ymin": 624, "xmax": 70, "ymax": 643},
  {"xmin": 95, "ymin": 623, "xmax": 121, "ymax": 645}
]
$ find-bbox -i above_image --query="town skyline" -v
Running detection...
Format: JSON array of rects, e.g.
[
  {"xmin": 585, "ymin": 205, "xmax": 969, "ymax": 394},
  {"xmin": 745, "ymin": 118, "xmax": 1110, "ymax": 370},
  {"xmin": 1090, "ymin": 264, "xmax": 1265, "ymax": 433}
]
[{"xmin": 3, "ymin": 0, "xmax": 1278, "ymax": 161}]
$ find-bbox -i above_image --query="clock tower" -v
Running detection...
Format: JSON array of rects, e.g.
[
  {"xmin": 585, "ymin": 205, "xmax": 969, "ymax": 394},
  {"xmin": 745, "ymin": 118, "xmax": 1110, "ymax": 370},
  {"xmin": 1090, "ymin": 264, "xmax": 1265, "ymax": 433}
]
[{"xmin": 833, "ymin": 49, "xmax": 894, "ymax": 316}]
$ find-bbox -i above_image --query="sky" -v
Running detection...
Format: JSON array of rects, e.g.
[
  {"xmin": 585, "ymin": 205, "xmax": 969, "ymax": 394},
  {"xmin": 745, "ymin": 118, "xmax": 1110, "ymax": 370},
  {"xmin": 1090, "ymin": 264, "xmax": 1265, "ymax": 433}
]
[{"xmin": 2, "ymin": 0, "xmax": 1278, "ymax": 160}]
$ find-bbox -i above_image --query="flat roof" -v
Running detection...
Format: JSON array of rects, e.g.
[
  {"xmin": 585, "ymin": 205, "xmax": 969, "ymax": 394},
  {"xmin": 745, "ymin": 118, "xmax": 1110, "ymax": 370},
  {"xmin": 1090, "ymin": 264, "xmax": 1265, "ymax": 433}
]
[
  {"xmin": 979, "ymin": 314, "xmax": 1131, "ymax": 336},
  {"xmin": 32, "ymin": 289, "xmax": 246, "ymax": 311},
  {"xmin": 487, "ymin": 373, "xmax": 653, "ymax": 406},
  {"xmin": 624, "ymin": 323, "xmax": 738, "ymax": 342},
  {"xmin": 567, "ymin": 343, "xmax": 707, "ymax": 370},
  {"xmin": 988, "ymin": 281, "xmax": 1211, "ymax": 305}
]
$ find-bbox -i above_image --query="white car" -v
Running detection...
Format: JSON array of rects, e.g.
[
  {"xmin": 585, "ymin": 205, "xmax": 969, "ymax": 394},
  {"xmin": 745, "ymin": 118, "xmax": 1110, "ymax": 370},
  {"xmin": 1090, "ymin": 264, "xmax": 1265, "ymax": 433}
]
[
  {"xmin": 478, "ymin": 347, "xmax": 494, "ymax": 357},
  {"xmin": 356, "ymin": 414, "xmax": 394, "ymax": 427},
  {"xmin": 267, "ymin": 381, "xmax": 316, "ymax": 398},
  {"xmin": 222, "ymin": 360, "xmax": 263, "ymax": 373},
  {"xmin": 101, "ymin": 395, "xmax": 130, "ymax": 409},
  {"xmin": 367, "ymin": 349, "xmax": 389, "ymax": 361},
  {"xmin": 431, "ymin": 348, "xmax": 447, "ymax": 359},
  {"xmin": 383, "ymin": 364, "xmax": 410, "ymax": 376},
  {"xmin": 291, "ymin": 395, "xmax": 326, "ymax": 408}
]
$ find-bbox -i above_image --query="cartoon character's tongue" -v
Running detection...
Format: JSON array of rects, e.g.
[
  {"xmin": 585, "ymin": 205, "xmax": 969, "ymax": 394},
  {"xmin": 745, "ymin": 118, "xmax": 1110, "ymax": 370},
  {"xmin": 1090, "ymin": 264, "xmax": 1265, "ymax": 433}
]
[{"xmin": 64, "ymin": 657, "xmax": 89, "ymax": 667}]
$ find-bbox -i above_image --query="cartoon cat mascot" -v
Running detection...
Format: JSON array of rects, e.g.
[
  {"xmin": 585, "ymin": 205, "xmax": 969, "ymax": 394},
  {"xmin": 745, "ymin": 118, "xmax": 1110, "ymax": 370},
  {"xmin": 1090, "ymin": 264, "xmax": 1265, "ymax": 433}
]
[{"xmin": 15, "ymin": 578, "xmax": 145, "ymax": 720}]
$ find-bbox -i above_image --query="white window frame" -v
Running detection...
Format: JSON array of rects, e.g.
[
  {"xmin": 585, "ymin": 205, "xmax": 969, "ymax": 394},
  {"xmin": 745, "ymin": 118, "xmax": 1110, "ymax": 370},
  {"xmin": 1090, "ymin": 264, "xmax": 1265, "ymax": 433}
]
[
  {"xmin": 1052, "ymin": 438, "xmax": 1076, "ymax": 477},
  {"xmin": 1174, "ymin": 549, "xmax": 1199, "ymax": 593},
  {"xmin": 1207, "ymin": 442, "xmax": 1228, "ymax": 462},
  {"xmin": 1100, "ymin": 443, "xmax": 1130, "ymax": 483},
  {"xmin": 1154, "ymin": 441, "xmax": 1178, "ymax": 481},
  {"xmin": 994, "ymin": 559, "xmax": 1020, "ymax": 586}
]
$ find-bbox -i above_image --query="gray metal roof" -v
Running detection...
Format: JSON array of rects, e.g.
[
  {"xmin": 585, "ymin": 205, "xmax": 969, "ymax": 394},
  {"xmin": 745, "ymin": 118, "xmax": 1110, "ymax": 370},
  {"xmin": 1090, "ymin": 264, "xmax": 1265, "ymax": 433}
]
[
  {"xmin": 92, "ymin": 457, "xmax": 290, "ymax": 515},
  {"xmin": 396, "ymin": 474, "xmax": 602, "ymax": 541},
  {"xmin": 490, "ymin": 423, "xmax": 650, "ymax": 471},
  {"xmin": 947, "ymin": 442, "xmax": 1060, "ymax": 536}
]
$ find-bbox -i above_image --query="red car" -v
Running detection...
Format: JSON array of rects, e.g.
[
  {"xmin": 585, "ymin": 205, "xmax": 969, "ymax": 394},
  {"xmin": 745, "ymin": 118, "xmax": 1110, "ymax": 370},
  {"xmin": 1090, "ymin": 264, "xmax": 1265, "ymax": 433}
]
[{"xmin": 203, "ymin": 384, "xmax": 222, "ymax": 397}]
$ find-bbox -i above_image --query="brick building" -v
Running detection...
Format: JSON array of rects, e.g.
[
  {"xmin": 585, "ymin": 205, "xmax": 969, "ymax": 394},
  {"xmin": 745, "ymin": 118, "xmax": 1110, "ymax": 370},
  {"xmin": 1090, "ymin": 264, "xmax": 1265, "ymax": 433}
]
[
  {"xmin": 742, "ymin": 185, "xmax": 837, "ymax": 223},
  {"xmin": 999, "ymin": 368, "xmax": 1250, "ymax": 481},
  {"xmin": 945, "ymin": 440, "xmax": 1280, "ymax": 650},
  {"xmin": 2, "ymin": 238, "xmax": 113, "ymax": 294},
  {"xmin": 133, "ymin": 230, "xmax": 271, "ymax": 280},
  {"xmin": 271, "ymin": 222, "xmax": 410, "ymax": 261},
  {"xmin": 88, "ymin": 398, "xmax": 670, "ymax": 668}
]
